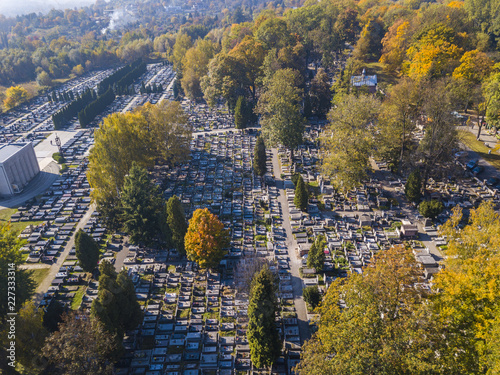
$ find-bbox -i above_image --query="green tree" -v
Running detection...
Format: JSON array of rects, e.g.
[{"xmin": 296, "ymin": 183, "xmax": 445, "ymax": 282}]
[
  {"xmin": 309, "ymin": 68, "xmax": 331, "ymax": 117},
  {"xmin": 321, "ymin": 94, "xmax": 380, "ymax": 192},
  {"xmin": 166, "ymin": 195, "xmax": 187, "ymax": 255},
  {"xmin": 1, "ymin": 301, "xmax": 48, "ymax": 372},
  {"xmin": 405, "ymin": 169, "xmax": 422, "ymax": 204},
  {"xmin": 307, "ymin": 235, "xmax": 325, "ymax": 271},
  {"xmin": 248, "ymin": 265, "xmax": 281, "ymax": 370},
  {"xmin": 36, "ymin": 70, "xmax": 52, "ymax": 87},
  {"xmin": 234, "ymin": 95, "xmax": 246, "ymax": 129},
  {"xmin": 91, "ymin": 261, "xmax": 142, "ymax": 340},
  {"xmin": 121, "ymin": 163, "xmax": 164, "ymax": 245},
  {"xmin": 43, "ymin": 311, "xmax": 117, "ymax": 375},
  {"xmin": 418, "ymin": 200, "xmax": 444, "ymax": 219},
  {"xmin": 75, "ymin": 229, "xmax": 100, "ymax": 272},
  {"xmin": 256, "ymin": 68, "xmax": 305, "ymax": 159},
  {"xmin": 0, "ymin": 222, "xmax": 35, "ymax": 318},
  {"xmin": 294, "ymin": 175, "xmax": 309, "ymax": 212},
  {"xmin": 303, "ymin": 286, "xmax": 321, "ymax": 310},
  {"xmin": 184, "ymin": 208, "xmax": 230, "ymax": 269},
  {"xmin": 418, "ymin": 80, "xmax": 458, "ymax": 186},
  {"xmin": 253, "ymin": 137, "xmax": 267, "ymax": 177},
  {"xmin": 377, "ymin": 78, "xmax": 423, "ymax": 172}
]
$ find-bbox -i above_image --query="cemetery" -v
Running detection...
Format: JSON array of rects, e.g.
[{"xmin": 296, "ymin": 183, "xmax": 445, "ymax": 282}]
[{"xmin": 1, "ymin": 61, "xmax": 500, "ymax": 375}]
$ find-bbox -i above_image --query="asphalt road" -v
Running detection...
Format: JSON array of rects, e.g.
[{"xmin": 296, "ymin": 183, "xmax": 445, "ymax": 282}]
[{"xmin": 272, "ymin": 147, "xmax": 311, "ymax": 345}]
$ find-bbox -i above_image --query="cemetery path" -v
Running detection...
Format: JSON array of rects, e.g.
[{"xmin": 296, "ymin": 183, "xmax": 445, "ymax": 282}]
[
  {"xmin": 271, "ymin": 148, "xmax": 311, "ymax": 345},
  {"xmin": 32, "ymin": 206, "xmax": 95, "ymax": 305}
]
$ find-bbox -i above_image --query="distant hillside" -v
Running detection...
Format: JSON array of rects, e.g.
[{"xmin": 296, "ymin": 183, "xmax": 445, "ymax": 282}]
[{"xmin": 0, "ymin": 0, "xmax": 95, "ymax": 17}]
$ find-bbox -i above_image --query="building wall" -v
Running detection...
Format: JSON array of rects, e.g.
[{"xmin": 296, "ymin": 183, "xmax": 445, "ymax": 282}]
[{"xmin": 0, "ymin": 143, "xmax": 40, "ymax": 196}]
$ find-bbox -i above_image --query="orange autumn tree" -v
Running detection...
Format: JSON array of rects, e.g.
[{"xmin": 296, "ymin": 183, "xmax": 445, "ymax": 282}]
[{"xmin": 184, "ymin": 208, "xmax": 230, "ymax": 269}]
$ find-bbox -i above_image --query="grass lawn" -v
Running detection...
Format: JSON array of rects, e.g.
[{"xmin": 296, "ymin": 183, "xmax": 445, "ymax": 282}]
[
  {"xmin": 459, "ymin": 130, "xmax": 500, "ymax": 171},
  {"xmin": 364, "ymin": 62, "xmax": 399, "ymax": 86},
  {"xmin": 71, "ymin": 285, "xmax": 87, "ymax": 310},
  {"xmin": 0, "ymin": 208, "xmax": 44, "ymax": 234},
  {"xmin": 30, "ymin": 268, "xmax": 50, "ymax": 288}
]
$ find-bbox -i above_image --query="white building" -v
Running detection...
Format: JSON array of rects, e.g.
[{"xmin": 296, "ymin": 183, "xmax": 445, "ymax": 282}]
[{"xmin": 0, "ymin": 143, "xmax": 40, "ymax": 196}]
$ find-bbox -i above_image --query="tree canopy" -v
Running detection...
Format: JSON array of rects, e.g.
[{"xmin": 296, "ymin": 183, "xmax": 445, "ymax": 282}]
[{"xmin": 184, "ymin": 208, "xmax": 230, "ymax": 269}]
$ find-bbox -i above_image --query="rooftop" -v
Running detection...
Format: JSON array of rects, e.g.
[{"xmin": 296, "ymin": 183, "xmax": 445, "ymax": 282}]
[{"xmin": 0, "ymin": 143, "xmax": 30, "ymax": 163}]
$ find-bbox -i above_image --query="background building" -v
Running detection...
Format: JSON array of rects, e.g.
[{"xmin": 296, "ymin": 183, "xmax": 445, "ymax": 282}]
[{"xmin": 0, "ymin": 142, "xmax": 40, "ymax": 196}]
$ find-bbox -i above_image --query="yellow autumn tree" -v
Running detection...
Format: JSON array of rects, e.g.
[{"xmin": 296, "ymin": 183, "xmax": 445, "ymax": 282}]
[
  {"xmin": 3, "ymin": 85, "xmax": 28, "ymax": 109},
  {"xmin": 434, "ymin": 201, "xmax": 500, "ymax": 373},
  {"xmin": 452, "ymin": 49, "xmax": 493, "ymax": 84},
  {"xmin": 184, "ymin": 208, "xmax": 230, "ymax": 269},
  {"xmin": 403, "ymin": 25, "xmax": 463, "ymax": 80},
  {"xmin": 380, "ymin": 19, "xmax": 411, "ymax": 72}
]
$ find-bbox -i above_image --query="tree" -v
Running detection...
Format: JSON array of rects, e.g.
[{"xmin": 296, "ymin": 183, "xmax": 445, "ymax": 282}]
[
  {"xmin": 248, "ymin": 265, "xmax": 281, "ymax": 370},
  {"xmin": 184, "ymin": 208, "xmax": 230, "ymax": 269},
  {"xmin": 3, "ymin": 85, "xmax": 28, "ymax": 109},
  {"xmin": 234, "ymin": 95, "xmax": 246, "ymax": 129},
  {"xmin": 403, "ymin": 25, "xmax": 462, "ymax": 80},
  {"xmin": 377, "ymin": 78, "xmax": 423, "ymax": 172},
  {"xmin": 303, "ymin": 286, "xmax": 321, "ymax": 310},
  {"xmin": 309, "ymin": 68, "xmax": 331, "ymax": 118},
  {"xmin": 75, "ymin": 229, "xmax": 100, "ymax": 272},
  {"xmin": 320, "ymin": 94, "xmax": 380, "ymax": 192},
  {"xmin": 256, "ymin": 68, "xmax": 305, "ymax": 158},
  {"xmin": 43, "ymin": 312, "xmax": 117, "ymax": 375},
  {"xmin": 434, "ymin": 202, "xmax": 500, "ymax": 373},
  {"xmin": 43, "ymin": 300, "xmax": 66, "ymax": 332},
  {"xmin": 88, "ymin": 101, "xmax": 190, "ymax": 229},
  {"xmin": 36, "ymin": 70, "xmax": 52, "ymax": 87},
  {"xmin": 120, "ymin": 163, "xmax": 164, "ymax": 245},
  {"xmin": 294, "ymin": 175, "xmax": 309, "ymax": 212},
  {"xmin": 418, "ymin": 80, "xmax": 459, "ymax": 186},
  {"xmin": 353, "ymin": 18, "xmax": 384, "ymax": 62},
  {"xmin": 172, "ymin": 33, "xmax": 193, "ymax": 73},
  {"xmin": 296, "ymin": 245, "xmax": 440, "ymax": 374},
  {"xmin": 166, "ymin": 195, "xmax": 187, "ymax": 255},
  {"xmin": 405, "ymin": 169, "xmax": 422, "ymax": 204},
  {"xmin": 418, "ymin": 200, "xmax": 444, "ymax": 219},
  {"xmin": 307, "ymin": 235, "xmax": 325, "ymax": 271},
  {"xmin": 1, "ymin": 301, "xmax": 48, "ymax": 372},
  {"xmin": 0, "ymin": 222, "xmax": 35, "ymax": 318},
  {"xmin": 253, "ymin": 137, "xmax": 267, "ymax": 177},
  {"xmin": 91, "ymin": 261, "xmax": 142, "ymax": 340}
]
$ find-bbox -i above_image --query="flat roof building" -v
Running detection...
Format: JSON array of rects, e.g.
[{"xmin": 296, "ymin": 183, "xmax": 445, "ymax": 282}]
[{"xmin": 0, "ymin": 142, "xmax": 40, "ymax": 196}]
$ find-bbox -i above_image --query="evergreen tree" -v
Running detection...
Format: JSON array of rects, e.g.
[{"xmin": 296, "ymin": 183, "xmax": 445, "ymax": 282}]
[
  {"xmin": 140, "ymin": 81, "xmax": 146, "ymax": 94},
  {"xmin": 75, "ymin": 229, "xmax": 100, "ymax": 272},
  {"xmin": 166, "ymin": 195, "xmax": 188, "ymax": 255},
  {"xmin": 418, "ymin": 200, "xmax": 444, "ymax": 219},
  {"xmin": 234, "ymin": 96, "xmax": 246, "ymax": 129},
  {"xmin": 294, "ymin": 175, "xmax": 309, "ymax": 211},
  {"xmin": 253, "ymin": 137, "xmax": 267, "ymax": 176},
  {"xmin": 303, "ymin": 286, "xmax": 321, "ymax": 309},
  {"xmin": 52, "ymin": 92, "xmax": 58, "ymax": 102},
  {"xmin": 248, "ymin": 265, "xmax": 281, "ymax": 370},
  {"xmin": 307, "ymin": 235, "xmax": 325, "ymax": 271},
  {"xmin": 91, "ymin": 261, "xmax": 142, "ymax": 340},
  {"xmin": 120, "ymin": 163, "xmax": 164, "ymax": 245},
  {"xmin": 405, "ymin": 169, "xmax": 422, "ymax": 204}
]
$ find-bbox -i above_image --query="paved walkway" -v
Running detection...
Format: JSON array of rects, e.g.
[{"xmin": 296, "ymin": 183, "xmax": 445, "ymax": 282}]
[
  {"xmin": 271, "ymin": 148, "xmax": 311, "ymax": 345},
  {"xmin": 32, "ymin": 206, "xmax": 95, "ymax": 305}
]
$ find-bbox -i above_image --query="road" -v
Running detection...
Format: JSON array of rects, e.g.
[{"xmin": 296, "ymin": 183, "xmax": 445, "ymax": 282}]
[{"xmin": 271, "ymin": 147, "xmax": 311, "ymax": 345}]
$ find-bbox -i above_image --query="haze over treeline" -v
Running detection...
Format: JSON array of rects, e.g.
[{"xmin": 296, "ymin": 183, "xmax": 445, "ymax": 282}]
[{"xmin": 0, "ymin": 0, "xmax": 95, "ymax": 17}]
